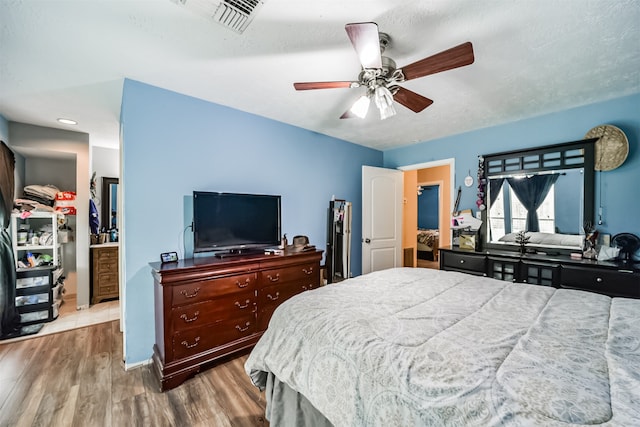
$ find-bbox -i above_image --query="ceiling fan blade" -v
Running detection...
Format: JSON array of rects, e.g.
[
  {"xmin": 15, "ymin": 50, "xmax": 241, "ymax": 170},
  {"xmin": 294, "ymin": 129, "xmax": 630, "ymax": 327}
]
[
  {"xmin": 345, "ymin": 22, "xmax": 382, "ymax": 69},
  {"xmin": 294, "ymin": 81, "xmax": 358, "ymax": 90},
  {"xmin": 393, "ymin": 87, "xmax": 434, "ymax": 113},
  {"xmin": 400, "ymin": 42, "xmax": 474, "ymax": 81}
]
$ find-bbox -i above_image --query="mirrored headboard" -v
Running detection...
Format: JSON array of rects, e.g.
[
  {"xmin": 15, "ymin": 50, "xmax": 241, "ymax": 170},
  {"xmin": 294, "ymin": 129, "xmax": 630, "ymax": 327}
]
[{"xmin": 481, "ymin": 138, "xmax": 596, "ymax": 251}]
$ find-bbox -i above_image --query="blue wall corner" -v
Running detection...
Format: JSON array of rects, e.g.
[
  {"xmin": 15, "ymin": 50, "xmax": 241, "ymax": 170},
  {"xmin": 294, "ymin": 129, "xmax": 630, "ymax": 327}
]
[
  {"xmin": 120, "ymin": 79, "xmax": 382, "ymax": 364},
  {"xmin": 0, "ymin": 114, "xmax": 8, "ymax": 143}
]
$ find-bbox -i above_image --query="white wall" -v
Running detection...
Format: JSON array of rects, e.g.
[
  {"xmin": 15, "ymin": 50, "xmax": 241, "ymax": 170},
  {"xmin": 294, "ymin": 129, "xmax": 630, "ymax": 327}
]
[
  {"xmin": 25, "ymin": 157, "xmax": 77, "ymax": 192},
  {"xmin": 91, "ymin": 146, "xmax": 119, "ymax": 230}
]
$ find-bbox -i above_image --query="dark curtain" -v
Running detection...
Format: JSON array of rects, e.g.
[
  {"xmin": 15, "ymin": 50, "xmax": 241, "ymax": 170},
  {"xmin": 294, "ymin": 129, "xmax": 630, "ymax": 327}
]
[
  {"xmin": 507, "ymin": 174, "xmax": 559, "ymax": 232},
  {"xmin": 0, "ymin": 141, "xmax": 20, "ymax": 337},
  {"xmin": 489, "ymin": 178, "xmax": 505, "ymax": 208}
]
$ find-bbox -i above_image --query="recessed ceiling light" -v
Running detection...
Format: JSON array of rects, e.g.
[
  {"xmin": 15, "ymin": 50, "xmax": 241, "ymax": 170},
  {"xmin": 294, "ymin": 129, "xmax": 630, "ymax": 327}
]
[{"xmin": 57, "ymin": 118, "xmax": 77, "ymax": 125}]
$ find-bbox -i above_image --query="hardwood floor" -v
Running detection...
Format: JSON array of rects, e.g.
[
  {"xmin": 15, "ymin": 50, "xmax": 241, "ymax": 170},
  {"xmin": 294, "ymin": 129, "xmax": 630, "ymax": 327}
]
[
  {"xmin": 0, "ymin": 321, "xmax": 268, "ymax": 427},
  {"xmin": 416, "ymin": 259, "xmax": 439, "ymax": 269}
]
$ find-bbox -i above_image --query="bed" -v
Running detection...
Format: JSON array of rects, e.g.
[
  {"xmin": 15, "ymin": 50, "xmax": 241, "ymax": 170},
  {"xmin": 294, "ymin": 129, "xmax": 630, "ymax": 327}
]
[
  {"xmin": 417, "ymin": 228, "xmax": 439, "ymax": 261},
  {"xmin": 245, "ymin": 267, "xmax": 640, "ymax": 427}
]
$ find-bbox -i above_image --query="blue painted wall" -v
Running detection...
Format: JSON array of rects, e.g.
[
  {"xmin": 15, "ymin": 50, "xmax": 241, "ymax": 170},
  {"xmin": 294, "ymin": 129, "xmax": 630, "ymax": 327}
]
[
  {"xmin": 0, "ymin": 114, "xmax": 8, "ymax": 142},
  {"xmin": 120, "ymin": 79, "xmax": 382, "ymax": 364},
  {"xmin": 384, "ymin": 93, "xmax": 640, "ymax": 239},
  {"xmin": 417, "ymin": 185, "xmax": 439, "ymax": 229}
]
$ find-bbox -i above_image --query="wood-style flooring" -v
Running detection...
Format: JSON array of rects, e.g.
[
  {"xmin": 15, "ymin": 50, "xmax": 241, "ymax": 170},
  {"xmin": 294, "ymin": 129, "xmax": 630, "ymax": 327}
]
[{"xmin": 0, "ymin": 321, "xmax": 268, "ymax": 427}]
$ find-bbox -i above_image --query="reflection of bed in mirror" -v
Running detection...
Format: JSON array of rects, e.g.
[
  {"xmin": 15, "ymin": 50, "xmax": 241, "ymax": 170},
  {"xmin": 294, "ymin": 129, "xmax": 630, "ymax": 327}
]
[
  {"xmin": 498, "ymin": 231, "xmax": 583, "ymax": 248},
  {"xmin": 483, "ymin": 139, "xmax": 596, "ymax": 252},
  {"xmin": 417, "ymin": 228, "xmax": 439, "ymax": 261}
]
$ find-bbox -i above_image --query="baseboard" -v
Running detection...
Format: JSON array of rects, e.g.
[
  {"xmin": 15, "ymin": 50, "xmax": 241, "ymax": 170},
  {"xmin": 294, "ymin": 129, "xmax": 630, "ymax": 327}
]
[{"xmin": 124, "ymin": 358, "xmax": 152, "ymax": 371}]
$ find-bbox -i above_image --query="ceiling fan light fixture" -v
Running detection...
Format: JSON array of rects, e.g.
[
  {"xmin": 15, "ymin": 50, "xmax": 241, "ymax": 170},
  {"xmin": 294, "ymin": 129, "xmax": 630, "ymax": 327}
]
[
  {"xmin": 374, "ymin": 86, "xmax": 396, "ymax": 120},
  {"xmin": 350, "ymin": 95, "xmax": 370, "ymax": 119}
]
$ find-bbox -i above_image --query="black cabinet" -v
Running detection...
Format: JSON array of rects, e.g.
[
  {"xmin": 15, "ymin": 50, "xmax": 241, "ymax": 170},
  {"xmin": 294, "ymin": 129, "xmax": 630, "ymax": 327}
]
[
  {"xmin": 440, "ymin": 247, "xmax": 639, "ymax": 298},
  {"xmin": 560, "ymin": 265, "xmax": 639, "ymax": 298},
  {"xmin": 520, "ymin": 260, "xmax": 560, "ymax": 287},
  {"xmin": 441, "ymin": 250, "xmax": 486, "ymax": 276},
  {"xmin": 15, "ymin": 267, "xmax": 63, "ymax": 325}
]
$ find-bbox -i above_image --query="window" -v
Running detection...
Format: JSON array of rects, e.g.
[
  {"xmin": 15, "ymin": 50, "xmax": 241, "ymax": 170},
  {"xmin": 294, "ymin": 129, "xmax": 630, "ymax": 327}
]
[
  {"xmin": 489, "ymin": 185, "xmax": 506, "ymax": 240},
  {"xmin": 490, "ymin": 183, "xmax": 555, "ymax": 239}
]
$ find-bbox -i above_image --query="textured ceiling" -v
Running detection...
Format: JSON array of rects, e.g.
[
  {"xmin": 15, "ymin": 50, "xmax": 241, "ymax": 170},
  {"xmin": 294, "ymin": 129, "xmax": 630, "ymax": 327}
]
[{"xmin": 1, "ymin": 0, "xmax": 639, "ymax": 151}]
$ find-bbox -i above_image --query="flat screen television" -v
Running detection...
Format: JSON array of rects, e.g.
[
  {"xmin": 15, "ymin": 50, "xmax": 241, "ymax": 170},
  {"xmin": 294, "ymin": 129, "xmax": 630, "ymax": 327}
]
[{"xmin": 193, "ymin": 191, "xmax": 281, "ymax": 255}]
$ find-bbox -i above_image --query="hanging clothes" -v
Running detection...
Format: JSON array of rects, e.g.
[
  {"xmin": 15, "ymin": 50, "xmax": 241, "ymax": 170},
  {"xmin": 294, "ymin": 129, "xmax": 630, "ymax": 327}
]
[
  {"xmin": 89, "ymin": 198, "xmax": 100, "ymax": 235},
  {"xmin": 0, "ymin": 141, "xmax": 20, "ymax": 338}
]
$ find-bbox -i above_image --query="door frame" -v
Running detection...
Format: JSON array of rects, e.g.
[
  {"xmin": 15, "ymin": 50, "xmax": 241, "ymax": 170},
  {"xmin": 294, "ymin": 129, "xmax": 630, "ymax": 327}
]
[{"xmin": 399, "ymin": 158, "xmax": 456, "ymax": 249}]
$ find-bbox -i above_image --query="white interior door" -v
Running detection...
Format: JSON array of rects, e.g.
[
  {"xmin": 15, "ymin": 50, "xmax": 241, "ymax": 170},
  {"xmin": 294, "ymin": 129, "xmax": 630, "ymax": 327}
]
[{"xmin": 362, "ymin": 166, "xmax": 403, "ymax": 274}]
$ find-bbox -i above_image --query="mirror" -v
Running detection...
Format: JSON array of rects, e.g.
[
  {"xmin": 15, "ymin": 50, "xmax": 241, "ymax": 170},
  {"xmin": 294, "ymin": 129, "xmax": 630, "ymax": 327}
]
[
  {"xmin": 101, "ymin": 177, "xmax": 118, "ymax": 231},
  {"xmin": 487, "ymin": 169, "xmax": 585, "ymax": 249},
  {"xmin": 482, "ymin": 139, "xmax": 595, "ymax": 251}
]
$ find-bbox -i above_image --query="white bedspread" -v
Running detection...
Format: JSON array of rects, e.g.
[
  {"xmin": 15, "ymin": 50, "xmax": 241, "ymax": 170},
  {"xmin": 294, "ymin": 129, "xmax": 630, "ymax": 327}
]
[{"xmin": 246, "ymin": 268, "xmax": 640, "ymax": 426}]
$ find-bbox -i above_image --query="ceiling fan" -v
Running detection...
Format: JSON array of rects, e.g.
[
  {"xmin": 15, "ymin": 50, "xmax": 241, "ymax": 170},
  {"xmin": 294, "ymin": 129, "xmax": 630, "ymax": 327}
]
[{"xmin": 293, "ymin": 22, "xmax": 475, "ymax": 120}]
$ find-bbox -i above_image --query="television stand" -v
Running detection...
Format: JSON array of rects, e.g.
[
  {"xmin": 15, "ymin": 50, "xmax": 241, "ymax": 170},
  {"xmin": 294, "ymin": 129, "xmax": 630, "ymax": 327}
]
[
  {"xmin": 214, "ymin": 248, "xmax": 265, "ymax": 259},
  {"xmin": 149, "ymin": 250, "xmax": 323, "ymax": 391}
]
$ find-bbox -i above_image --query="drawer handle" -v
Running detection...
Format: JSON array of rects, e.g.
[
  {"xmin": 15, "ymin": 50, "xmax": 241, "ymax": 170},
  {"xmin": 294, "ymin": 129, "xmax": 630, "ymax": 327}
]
[
  {"xmin": 236, "ymin": 278, "xmax": 250, "ymax": 288},
  {"xmin": 235, "ymin": 299, "xmax": 251, "ymax": 309},
  {"xmin": 596, "ymin": 277, "xmax": 603, "ymax": 283},
  {"xmin": 180, "ymin": 337, "xmax": 200, "ymax": 349},
  {"xmin": 180, "ymin": 287, "xmax": 200, "ymax": 298},
  {"xmin": 459, "ymin": 259, "xmax": 465, "ymax": 264},
  {"xmin": 179, "ymin": 311, "xmax": 200, "ymax": 323},
  {"xmin": 302, "ymin": 267, "xmax": 313, "ymax": 275},
  {"xmin": 267, "ymin": 292, "xmax": 280, "ymax": 301},
  {"xmin": 236, "ymin": 322, "xmax": 251, "ymax": 332},
  {"xmin": 267, "ymin": 273, "xmax": 280, "ymax": 282}
]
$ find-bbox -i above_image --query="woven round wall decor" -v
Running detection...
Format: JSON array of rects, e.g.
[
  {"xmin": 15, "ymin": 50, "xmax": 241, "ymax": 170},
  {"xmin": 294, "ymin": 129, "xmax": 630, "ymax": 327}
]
[{"xmin": 584, "ymin": 124, "xmax": 629, "ymax": 171}]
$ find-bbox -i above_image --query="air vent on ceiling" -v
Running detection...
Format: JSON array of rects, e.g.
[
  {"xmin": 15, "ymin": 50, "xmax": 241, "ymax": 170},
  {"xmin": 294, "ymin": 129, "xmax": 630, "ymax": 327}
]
[{"xmin": 172, "ymin": 0, "xmax": 267, "ymax": 34}]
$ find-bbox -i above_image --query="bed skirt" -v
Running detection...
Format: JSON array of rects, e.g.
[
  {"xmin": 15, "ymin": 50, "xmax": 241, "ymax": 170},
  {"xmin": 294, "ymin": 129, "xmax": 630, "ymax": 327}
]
[{"xmin": 253, "ymin": 370, "xmax": 333, "ymax": 427}]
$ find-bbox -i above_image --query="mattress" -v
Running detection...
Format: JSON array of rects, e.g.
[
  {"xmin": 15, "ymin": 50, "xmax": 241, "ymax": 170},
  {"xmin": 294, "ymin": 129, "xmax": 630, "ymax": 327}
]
[{"xmin": 246, "ymin": 267, "xmax": 640, "ymax": 427}]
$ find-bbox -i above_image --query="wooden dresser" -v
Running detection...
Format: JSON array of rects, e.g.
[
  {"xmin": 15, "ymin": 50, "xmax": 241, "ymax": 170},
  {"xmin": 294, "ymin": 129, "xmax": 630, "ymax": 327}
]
[
  {"xmin": 150, "ymin": 250, "xmax": 323, "ymax": 391},
  {"xmin": 440, "ymin": 246, "xmax": 640, "ymax": 298},
  {"xmin": 90, "ymin": 243, "xmax": 119, "ymax": 304}
]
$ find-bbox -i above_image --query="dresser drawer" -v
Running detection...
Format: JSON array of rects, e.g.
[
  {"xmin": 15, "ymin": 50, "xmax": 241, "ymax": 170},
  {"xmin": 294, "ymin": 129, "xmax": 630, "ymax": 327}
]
[
  {"xmin": 560, "ymin": 265, "xmax": 639, "ymax": 298},
  {"xmin": 96, "ymin": 272, "xmax": 117, "ymax": 286},
  {"xmin": 95, "ymin": 260, "xmax": 117, "ymax": 273},
  {"xmin": 171, "ymin": 290, "xmax": 256, "ymax": 331},
  {"xmin": 96, "ymin": 248, "xmax": 118, "ymax": 261},
  {"xmin": 260, "ymin": 280, "xmax": 315, "ymax": 310},
  {"xmin": 171, "ymin": 273, "xmax": 257, "ymax": 306},
  {"xmin": 441, "ymin": 251, "xmax": 486, "ymax": 275},
  {"xmin": 258, "ymin": 280, "xmax": 316, "ymax": 331},
  {"xmin": 172, "ymin": 313, "xmax": 256, "ymax": 360},
  {"xmin": 98, "ymin": 284, "xmax": 118, "ymax": 295},
  {"xmin": 260, "ymin": 262, "xmax": 319, "ymax": 285}
]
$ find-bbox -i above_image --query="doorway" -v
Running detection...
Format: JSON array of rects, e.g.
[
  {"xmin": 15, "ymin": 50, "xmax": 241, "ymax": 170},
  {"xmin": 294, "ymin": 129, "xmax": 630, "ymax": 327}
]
[
  {"xmin": 399, "ymin": 159, "xmax": 454, "ymax": 268},
  {"xmin": 416, "ymin": 182, "xmax": 441, "ymax": 269}
]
